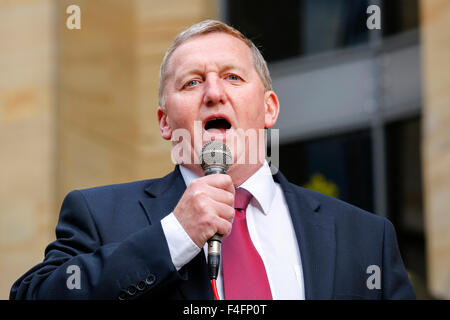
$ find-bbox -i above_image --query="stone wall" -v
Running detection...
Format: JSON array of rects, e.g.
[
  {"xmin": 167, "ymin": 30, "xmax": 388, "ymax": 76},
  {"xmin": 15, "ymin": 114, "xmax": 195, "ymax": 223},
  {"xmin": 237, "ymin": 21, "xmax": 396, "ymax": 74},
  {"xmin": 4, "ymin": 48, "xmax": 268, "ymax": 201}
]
[
  {"xmin": 421, "ymin": 0, "xmax": 450, "ymax": 299},
  {"xmin": 0, "ymin": 0, "xmax": 56, "ymax": 299}
]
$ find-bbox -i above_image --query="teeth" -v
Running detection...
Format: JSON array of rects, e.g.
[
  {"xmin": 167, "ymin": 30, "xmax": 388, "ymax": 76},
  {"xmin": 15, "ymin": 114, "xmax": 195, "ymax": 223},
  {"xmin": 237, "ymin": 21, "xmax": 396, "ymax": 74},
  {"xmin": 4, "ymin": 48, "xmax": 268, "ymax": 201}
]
[{"xmin": 206, "ymin": 117, "xmax": 223, "ymax": 124}]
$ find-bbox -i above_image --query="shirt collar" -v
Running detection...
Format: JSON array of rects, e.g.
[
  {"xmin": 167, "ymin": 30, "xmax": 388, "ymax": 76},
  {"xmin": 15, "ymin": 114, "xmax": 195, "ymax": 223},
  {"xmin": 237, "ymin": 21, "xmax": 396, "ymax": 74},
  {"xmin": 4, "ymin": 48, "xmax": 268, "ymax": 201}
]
[
  {"xmin": 179, "ymin": 165, "xmax": 201, "ymax": 187},
  {"xmin": 239, "ymin": 161, "xmax": 275, "ymax": 215},
  {"xmin": 179, "ymin": 161, "xmax": 275, "ymax": 215}
]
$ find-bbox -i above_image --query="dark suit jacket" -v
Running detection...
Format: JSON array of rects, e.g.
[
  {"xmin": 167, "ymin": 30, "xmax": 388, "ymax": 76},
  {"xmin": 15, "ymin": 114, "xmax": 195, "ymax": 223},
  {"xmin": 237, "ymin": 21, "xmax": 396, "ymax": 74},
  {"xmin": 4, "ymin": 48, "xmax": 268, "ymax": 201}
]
[{"xmin": 10, "ymin": 166, "xmax": 415, "ymax": 300}]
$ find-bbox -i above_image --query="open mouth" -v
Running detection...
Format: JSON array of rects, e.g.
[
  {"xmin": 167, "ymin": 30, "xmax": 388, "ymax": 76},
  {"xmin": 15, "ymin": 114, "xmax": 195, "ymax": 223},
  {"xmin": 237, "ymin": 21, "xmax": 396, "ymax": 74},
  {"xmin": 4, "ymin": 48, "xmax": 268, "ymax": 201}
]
[{"xmin": 204, "ymin": 118, "xmax": 232, "ymax": 131}]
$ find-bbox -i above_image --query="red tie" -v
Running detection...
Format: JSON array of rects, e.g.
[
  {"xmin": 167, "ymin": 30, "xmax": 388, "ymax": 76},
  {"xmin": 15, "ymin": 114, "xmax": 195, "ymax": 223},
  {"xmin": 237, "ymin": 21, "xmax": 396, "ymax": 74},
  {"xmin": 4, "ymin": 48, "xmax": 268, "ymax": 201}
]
[{"xmin": 222, "ymin": 188, "xmax": 273, "ymax": 300}]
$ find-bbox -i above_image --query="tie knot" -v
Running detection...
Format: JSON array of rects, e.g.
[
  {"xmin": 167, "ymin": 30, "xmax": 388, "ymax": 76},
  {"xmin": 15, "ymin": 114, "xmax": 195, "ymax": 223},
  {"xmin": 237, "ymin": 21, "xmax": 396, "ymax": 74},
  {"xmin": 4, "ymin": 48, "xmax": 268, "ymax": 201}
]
[{"xmin": 234, "ymin": 188, "xmax": 252, "ymax": 210}]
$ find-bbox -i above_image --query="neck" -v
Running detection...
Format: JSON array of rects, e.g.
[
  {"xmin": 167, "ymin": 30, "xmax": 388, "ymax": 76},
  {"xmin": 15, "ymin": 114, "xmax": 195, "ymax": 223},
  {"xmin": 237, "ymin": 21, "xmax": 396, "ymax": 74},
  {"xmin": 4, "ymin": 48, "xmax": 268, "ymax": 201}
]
[{"xmin": 182, "ymin": 162, "xmax": 264, "ymax": 187}]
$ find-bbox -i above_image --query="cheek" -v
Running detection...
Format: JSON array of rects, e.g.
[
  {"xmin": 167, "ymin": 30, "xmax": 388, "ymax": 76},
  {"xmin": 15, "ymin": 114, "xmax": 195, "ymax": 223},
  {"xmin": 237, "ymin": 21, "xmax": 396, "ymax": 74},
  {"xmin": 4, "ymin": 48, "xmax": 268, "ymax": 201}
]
[
  {"xmin": 241, "ymin": 96, "xmax": 266, "ymax": 126},
  {"xmin": 167, "ymin": 111, "xmax": 193, "ymax": 130},
  {"xmin": 238, "ymin": 84, "xmax": 266, "ymax": 114},
  {"xmin": 165, "ymin": 97, "xmax": 198, "ymax": 128}
]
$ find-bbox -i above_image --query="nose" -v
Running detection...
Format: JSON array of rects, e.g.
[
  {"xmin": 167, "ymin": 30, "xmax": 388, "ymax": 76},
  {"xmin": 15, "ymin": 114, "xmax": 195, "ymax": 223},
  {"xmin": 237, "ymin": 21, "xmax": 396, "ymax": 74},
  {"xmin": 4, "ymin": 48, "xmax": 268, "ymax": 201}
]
[{"xmin": 203, "ymin": 75, "xmax": 226, "ymax": 107}]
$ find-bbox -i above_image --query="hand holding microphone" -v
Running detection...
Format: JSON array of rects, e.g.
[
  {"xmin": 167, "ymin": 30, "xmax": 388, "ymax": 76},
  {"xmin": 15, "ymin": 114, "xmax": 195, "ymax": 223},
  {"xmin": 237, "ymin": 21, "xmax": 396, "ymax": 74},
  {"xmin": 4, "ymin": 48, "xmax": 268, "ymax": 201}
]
[
  {"xmin": 172, "ymin": 142, "xmax": 234, "ymax": 280},
  {"xmin": 199, "ymin": 141, "xmax": 233, "ymax": 280}
]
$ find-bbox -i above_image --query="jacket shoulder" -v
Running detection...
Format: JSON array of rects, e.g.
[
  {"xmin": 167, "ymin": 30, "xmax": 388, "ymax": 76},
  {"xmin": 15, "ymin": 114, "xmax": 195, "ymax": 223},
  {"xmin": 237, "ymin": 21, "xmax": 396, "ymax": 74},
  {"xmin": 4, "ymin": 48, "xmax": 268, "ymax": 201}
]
[{"xmin": 288, "ymin": 182, "xmax": 387, "ymax": 227}]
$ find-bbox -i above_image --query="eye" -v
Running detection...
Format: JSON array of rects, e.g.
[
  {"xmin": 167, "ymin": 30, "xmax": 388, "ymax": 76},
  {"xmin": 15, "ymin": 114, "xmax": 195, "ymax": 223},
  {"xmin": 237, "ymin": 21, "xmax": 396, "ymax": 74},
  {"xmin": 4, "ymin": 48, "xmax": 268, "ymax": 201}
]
[
  {"xmin": 227, "ymin": 74, "xmax": 240, "ymax": 81},
  {"xmin": 185, "ymin": 79, "xmax": 200, "ymax": 88}
]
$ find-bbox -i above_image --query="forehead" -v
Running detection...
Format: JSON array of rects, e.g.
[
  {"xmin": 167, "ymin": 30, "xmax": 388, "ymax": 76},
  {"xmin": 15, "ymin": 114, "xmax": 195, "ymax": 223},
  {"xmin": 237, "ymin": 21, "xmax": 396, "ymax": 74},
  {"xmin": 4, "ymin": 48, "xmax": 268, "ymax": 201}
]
[{"xmin": 167, "ymin": 32, "xmax": 254, "ymax": 76}]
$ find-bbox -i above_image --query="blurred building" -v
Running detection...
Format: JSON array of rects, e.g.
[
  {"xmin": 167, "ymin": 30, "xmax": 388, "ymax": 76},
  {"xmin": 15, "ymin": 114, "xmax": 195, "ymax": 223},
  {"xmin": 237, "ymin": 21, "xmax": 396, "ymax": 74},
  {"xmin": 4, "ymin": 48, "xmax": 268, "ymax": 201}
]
[{"xmin": 1, "ymin": 0, "xmax": 449, "ymax": 299}]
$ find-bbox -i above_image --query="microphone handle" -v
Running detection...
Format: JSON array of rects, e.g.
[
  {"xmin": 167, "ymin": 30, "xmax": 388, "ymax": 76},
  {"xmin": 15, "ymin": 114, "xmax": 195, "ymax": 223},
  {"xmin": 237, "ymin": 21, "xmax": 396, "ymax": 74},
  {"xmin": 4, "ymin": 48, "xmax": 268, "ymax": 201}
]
[
  {"xmin": 207, "ymin": 233, "xmax": 222, "ymax": 280},
  {"xmin": 204, "ymin": 168, "xmax": 226, "ymax": 280}
]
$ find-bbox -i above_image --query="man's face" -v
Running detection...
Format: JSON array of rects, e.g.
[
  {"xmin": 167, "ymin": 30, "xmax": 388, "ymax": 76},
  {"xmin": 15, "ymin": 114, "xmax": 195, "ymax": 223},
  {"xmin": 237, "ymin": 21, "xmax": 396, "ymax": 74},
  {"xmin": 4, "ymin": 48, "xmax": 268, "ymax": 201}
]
[{"xmin": 158, "ymin": 32, "xmax": 279, "ymax": 167}]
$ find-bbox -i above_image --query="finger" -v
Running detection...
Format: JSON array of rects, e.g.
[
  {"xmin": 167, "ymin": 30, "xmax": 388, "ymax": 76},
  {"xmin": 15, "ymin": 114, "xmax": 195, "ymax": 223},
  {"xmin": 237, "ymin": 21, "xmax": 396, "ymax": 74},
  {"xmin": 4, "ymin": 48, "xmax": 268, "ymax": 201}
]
[
  {"xmin": 215, "ymin": 215, "xmax": 233, "ymax": 237},
  {"xmin": 199, "ymin": 174, "xmax": 235, "ymax": 194},
  {"xmin": 202, "ymin": 185, "xmax": 234, "ymax": 207},
  {"xmin": 211, "ymin": 201, "xmax": 235, "ymax": 222}
]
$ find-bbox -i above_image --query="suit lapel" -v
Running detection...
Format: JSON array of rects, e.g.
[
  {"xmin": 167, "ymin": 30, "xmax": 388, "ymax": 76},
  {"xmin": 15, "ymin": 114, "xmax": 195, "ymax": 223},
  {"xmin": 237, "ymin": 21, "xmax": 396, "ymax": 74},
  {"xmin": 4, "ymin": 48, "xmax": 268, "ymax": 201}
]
[
  {"xmin": 139, "ymin": 166, "xmax": 213, "ymax": 299},
  {"xmin": 140, "ymin": 165, "xmax": 186, "ymax": 222},
  {"xmin": 274, "ymin": 171, "xmax": 336, "ymax": 300}
]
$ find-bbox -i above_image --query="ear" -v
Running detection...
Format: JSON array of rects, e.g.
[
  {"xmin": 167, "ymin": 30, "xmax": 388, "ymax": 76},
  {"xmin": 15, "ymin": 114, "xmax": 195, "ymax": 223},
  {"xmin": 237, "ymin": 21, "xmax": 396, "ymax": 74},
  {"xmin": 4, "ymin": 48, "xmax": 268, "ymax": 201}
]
[
  {"xmin": 263, "ymin": 90, "xmax": 280, "ymax": 128},
  {"xmin": 157, "ymin": 107, "xmax": 172, "ymax": 140}
]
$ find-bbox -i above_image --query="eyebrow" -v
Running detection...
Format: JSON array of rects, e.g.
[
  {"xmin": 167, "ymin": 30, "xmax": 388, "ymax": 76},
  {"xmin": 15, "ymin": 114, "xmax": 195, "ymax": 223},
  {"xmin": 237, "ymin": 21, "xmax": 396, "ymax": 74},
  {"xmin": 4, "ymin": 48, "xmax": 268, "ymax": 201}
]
[
  {"xmin": 173, "ymin": 68, "xmax": 204, "ymax": 88},
  {"xmin": 175, "ymin": 64, "xmax": 248, "ymax": 84}
]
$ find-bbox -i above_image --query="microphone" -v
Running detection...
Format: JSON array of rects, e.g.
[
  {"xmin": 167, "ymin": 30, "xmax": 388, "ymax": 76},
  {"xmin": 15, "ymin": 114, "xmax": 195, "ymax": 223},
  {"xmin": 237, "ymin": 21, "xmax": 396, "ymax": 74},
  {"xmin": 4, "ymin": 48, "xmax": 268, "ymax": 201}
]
[{"xmin": 200, "ymin": 141, "xmax": 232, "ymax": 280}]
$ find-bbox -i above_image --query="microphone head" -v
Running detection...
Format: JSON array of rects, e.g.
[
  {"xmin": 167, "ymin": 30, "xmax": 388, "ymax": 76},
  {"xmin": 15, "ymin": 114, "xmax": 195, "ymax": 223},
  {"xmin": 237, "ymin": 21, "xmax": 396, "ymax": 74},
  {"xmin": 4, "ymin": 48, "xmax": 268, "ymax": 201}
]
[{"xmin": 200, "ymin": 141, "xmax": 232, "ymax": 175}]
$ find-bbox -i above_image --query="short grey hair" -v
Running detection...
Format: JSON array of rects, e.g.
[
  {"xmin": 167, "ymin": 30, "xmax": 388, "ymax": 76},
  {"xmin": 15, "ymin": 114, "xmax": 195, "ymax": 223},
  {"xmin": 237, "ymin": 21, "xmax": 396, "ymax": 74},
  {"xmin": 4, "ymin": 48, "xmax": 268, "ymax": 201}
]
[{"xmin": 158, "ymin": 20, "xmax": 272, "ymax": 109}]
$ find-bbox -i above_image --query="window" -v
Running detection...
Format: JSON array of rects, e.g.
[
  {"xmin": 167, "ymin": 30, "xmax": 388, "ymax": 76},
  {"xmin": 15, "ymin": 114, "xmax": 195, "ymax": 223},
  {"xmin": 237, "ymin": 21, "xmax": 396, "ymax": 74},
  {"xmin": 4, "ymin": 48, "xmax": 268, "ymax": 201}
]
[
  {"xmin": 279, "ymin": 129, "xmax": 374, "ymax": 213},
  {"xmin": 228, "ymin": 0, "xmax": 370, "ymax": 62},
  {"xmin": 385, "ymin": 116, "xmax": 429, "ymax": 297},
  {"xmin": 227, "ymin": 0, "xmax": 419, "ymax": 62},
  {"xmin": 382, "ymin": 0, "xmax": 420, "ymax": 37}
]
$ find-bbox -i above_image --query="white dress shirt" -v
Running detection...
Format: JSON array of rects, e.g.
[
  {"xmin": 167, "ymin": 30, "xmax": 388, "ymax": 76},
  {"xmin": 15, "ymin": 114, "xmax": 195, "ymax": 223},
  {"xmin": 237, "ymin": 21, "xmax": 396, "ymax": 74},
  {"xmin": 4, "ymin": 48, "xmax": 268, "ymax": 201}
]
[{"xmin": 161, "ymin": 161, "xmax": 305, "ymax": 299}]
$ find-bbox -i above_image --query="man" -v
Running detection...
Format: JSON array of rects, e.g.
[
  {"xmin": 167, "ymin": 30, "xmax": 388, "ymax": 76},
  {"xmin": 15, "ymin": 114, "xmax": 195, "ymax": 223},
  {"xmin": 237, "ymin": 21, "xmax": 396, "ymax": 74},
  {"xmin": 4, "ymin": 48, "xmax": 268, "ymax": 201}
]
[{"xmin": 10, "ymin": 20, "xmax": 415, "ymax": 300}]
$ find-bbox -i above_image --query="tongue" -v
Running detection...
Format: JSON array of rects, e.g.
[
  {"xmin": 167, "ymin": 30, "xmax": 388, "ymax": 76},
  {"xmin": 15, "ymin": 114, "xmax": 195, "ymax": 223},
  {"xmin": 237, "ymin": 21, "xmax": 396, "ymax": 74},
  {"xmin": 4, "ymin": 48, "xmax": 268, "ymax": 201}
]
[{"xmin": 206, "ymin": 127, "xmax": 227, "ymax": 134}]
